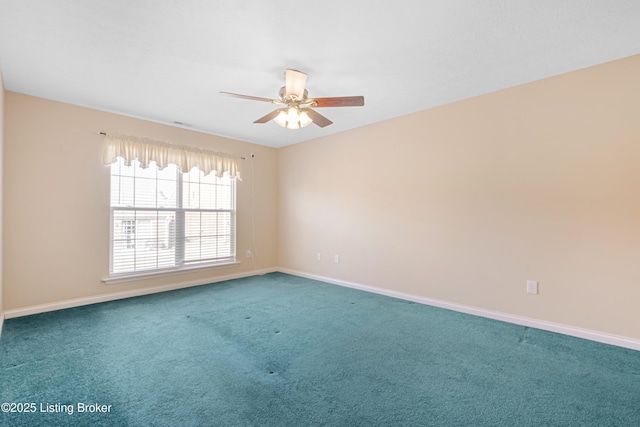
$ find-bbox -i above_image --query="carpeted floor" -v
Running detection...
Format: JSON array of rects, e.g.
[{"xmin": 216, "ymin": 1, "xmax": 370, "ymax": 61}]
[{"xmin": 1, "ymin": 272, "xmax": 639, "ymax": 426}]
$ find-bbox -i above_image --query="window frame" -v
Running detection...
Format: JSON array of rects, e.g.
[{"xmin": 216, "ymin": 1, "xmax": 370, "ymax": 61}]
[{"xmin": 105, "ymin": 158, "xmax": 238, "ymax": 284}]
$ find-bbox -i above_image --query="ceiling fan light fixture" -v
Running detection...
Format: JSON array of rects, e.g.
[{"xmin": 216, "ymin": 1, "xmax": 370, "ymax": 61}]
[{"xmin": 274, "ymin": 106, "xmax": 313, "ymax": 130}]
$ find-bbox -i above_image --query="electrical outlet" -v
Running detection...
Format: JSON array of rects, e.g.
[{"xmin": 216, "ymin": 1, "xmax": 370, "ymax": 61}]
[
  {"xmin": 334, "ymin": 255, "xmax": 340, "ymax": 264},
  {"xmin": 316, "ymin": 252, "xmax": 321, "ymax": 261},
  {"xmin": 246, "ymin": 250, "xmax": 252, "ymax": 258},
  {"xmin": 526, "ymin": 280, "xmax": 538, "ymax": 295}
]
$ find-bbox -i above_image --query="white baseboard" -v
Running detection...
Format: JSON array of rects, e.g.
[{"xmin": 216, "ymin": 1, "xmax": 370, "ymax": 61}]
[
  {"xmin": 3, "ymin": 268, "xmax": 277, "ymax": 320},
  {"xmin": 4, "ymin": 267, "xmax": 639, "ymax": 352},
  {"xmin": 278, "ymin": 268, "xmax": 640, "ymax": 351}
]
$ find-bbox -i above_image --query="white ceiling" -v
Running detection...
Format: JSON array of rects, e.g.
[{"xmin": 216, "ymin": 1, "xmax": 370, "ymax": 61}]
[{"xmin": 1, "ymin": 1, "xmax": 639, "ymax": 148}]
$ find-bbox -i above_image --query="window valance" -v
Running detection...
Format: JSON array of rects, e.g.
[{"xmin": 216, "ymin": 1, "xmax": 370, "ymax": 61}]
[{"xmin": 103, "ymin": 133, "xmax": 240, "ymax": 179}]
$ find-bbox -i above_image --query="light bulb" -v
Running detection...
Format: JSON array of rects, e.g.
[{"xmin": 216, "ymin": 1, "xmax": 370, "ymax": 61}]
[
  {"xmin": 274, "ymin": 110, "xmax": 287, "ymax": 127},
  {"xmin": 299, "ymin": 110, "xmax": 312, "ymax": 128},
  {"xmin": 287, "ymin": 107, "xmax": 300, "ymax": 123}
]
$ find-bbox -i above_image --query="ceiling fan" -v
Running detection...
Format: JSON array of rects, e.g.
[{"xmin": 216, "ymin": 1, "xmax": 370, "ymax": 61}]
[{"xmin": 220, "ymin": 69, "xmax": 364, "ymax": 130}]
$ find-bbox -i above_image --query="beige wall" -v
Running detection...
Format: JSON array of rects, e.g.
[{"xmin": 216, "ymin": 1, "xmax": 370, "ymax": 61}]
[
  {"xmin": 278, "ymin": 55, "xmax": 640, "ymax": 341},
  {"xmin": 3, "ymin": 93, "xmax": 278, "ymax": 310},
  {"xmin": 3, "ymin": 55, "xmax": 639, "ymax": 343}
]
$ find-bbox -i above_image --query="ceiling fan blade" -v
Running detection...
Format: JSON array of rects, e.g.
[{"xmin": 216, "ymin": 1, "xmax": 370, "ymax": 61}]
[
  {"xmin": 305, "ymin": 108, "xmax": 333, "ymax": 128},
  {"xmin": 312, "ymin": 96, "xmax": 365, "ymax": 107},
  {"xmin": 219, "ymin": 91, "xmax": 277, "ymax": 103},
  {"xmin": 285, "ymin": 69, "xmax": 308, "ymax": 100},
  {"xmin": 253, "ymin": 109, "xmax": 283, "ymax": 124}
]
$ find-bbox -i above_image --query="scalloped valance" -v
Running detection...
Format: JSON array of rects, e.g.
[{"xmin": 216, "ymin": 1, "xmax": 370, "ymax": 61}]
[{"xmin": 103, "ymin": 133, "xmax": 240, "ymax": 179}]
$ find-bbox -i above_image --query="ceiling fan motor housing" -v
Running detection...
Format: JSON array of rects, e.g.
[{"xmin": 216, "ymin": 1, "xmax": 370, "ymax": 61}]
[{"xmin": 279, "ymin": 86, "xmax": 308, "ymax": 103}]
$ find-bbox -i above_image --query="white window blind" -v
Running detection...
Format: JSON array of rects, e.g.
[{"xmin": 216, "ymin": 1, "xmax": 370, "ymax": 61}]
[{"xmin": 109, "ymin": 158, "xmax": 236, "ymax": 276}]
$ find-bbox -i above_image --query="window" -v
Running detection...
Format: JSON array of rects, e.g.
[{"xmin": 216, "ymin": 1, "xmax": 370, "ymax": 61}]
[
  {"xmin": 122, "ymin": 220, "xmax": 136, "ymax": 249},
  {"xmin": 109, "ymin": 157, "xmax": 236, "ymax": 276}
]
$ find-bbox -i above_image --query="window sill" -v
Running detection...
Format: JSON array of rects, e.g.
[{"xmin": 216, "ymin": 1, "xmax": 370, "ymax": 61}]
[{"xmin": 102, "ymin": 260, "xmax": 240, "ymax": 285}]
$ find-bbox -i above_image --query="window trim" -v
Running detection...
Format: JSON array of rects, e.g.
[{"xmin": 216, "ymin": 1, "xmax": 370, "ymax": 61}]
[{"xmin": 102, "ymin": 259, "xmax": 240, "ymax": 285}]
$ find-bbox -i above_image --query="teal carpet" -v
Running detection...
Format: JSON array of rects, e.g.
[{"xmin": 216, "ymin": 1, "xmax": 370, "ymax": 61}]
[{"xmin": 1, "ymin": 272, "xmax": 639, "ymax": 426}]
